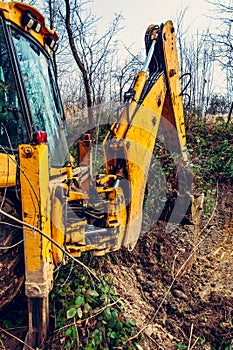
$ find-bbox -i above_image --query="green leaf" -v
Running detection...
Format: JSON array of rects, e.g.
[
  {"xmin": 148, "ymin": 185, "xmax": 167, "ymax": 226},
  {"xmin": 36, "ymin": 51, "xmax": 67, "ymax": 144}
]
[
  {"xmin": 84, "ymin": 303, "xmax": 91, "ymax": 313},
  {"xmin": 92, "ymin": 329, "xmax": 100, "ymax": 336},
  {"xmin": 75, "ymin": 295, "xmax": 84, "ymax": 307},
  {"xmin": 77, "ymin": 307, "xmax": 83, "ymax": 319},
  {"xmin": 108, "ymin": 318, "xmax": 117, "ymax": 328},
  {"xmin": 100, "ymin": 293, "xmax": 108, "ymax": 300},
  {"xmin": 89, "ymin": 290, "xmax": 99, "ymax": 297},
  {"xmin": 103, "ymin": 308, "xmax": 112, "ymax": 321},
  {"xmin": 94, "ymin": 334, "xmax": 102, "ymax": 345},
  {"xmin": 65, "ymin": 327, "xmax": 72, "ymax": 337},
  {"xmin": 116, "ymin": 321, "xmax": 123, "ymax": 331},
  {"xmin": 110, "ymin": 331, "xmax": 117, "ymax": 339},
  {"xmin": 72, "ymin": 324, "xmax": 77, "ymax": 339},
  {"xmin": 109, "ymin": 287, "xmax": 115, "ymax": 295},
  {"xmin": 101, "ymin": 284, "xmax": 110, "ymax": 293},
  {"xmin": 66, "ymin": 341, "xmax": 71, "ymax": 349},
  {"xmin": 67, "ymin": 307, "xmax": 77, "ymax": 319},
  {"xmin": 111, "ymin": 310, "xmax": 118, "ymax": 319},
  {"xmin": 90, "ymin": 339, "xmax": 96, "ymax": 346},
  {"xmin": 126, "ymin": 317, "xmax": 136, "ymax": 326}
]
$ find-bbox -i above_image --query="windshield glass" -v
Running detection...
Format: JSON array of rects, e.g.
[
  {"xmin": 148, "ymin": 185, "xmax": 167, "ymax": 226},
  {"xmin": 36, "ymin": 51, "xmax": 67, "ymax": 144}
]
[
  {"xmin": 0, "ymin": 19, "xmax": 28, "ymax": 150},
  {"xmin": 11, "ymin": 28, "xmax": 69, "ymax": 166}
]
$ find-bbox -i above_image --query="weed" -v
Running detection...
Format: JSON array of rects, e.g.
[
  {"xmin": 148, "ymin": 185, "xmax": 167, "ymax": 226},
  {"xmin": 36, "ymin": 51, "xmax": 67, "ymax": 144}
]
[
  {"xmin": 227, "ymin": 318, "xmax": 233, "ymax": 328},
  {"xmin": 49, "ymin": 260, "xmax": 141, "ymax": 349},
  {"xmin": 197, "ymin": 336, "xmax": 205, "ymax": 345},
  {"xmin": 187, "ymin": 120, "xmax": 233, "ymax": 183},
  {"xmin": 175, "ymin": 342, "xmax": 187, "ymax": 349},
  {"xmin": 211, "ymin": 339, "xmax": 233, "ymax": 350}
]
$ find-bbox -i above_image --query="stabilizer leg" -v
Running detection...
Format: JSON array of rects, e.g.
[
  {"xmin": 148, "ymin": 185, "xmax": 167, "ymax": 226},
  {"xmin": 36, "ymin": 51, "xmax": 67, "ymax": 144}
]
[{"xmin": 19, "ymin": 144, "xmax": 53, "ymax": 348}]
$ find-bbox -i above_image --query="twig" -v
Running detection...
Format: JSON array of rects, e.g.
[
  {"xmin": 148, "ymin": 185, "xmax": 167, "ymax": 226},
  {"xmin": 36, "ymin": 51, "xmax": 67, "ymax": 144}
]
[
  {"xmin": 145, "ymin": 333, "xmax": 165, "ymax": 349},
  {"xmin": 171, "ymin": 253, "xmax": 178, "ymax": 279},
  {"xmin": 57, "ymin": 259, "xmax": 75, "ymax": 287},
  {"xmin": 0, "ymin": 221, "xmax": 22, "ymax": 229},
  {"xmin": 190, "ymin": 336, "xmax": 200, "ymax": 350},
  {"xmin": 150, "ymin": 183, "xmax": 219, "ymax": 323},
  {"xmin": 0, "ymin": 327, "xmax": 34, "ymax": 350},
  {"xmin": 54, "ymin": 297, "xmax": 123, "ymax": 333},
  {"xmin": 0, "ymin": 336, "xmax": 6, "ymax": 350},
  {"xmin": 0, "ymin": 207, "xmax": 100, "ymax": 282},
  {"xmin": 187, "ymin": 323, "xmax": 194, "ymax": 350},
  {"xmin": 0, "ymin": 145, "xmax": 40, "ymax": 211},
  {"xmin": 0, "ymin": 238, "xmax": 24, "ymax": 250},
  {"xmin": 84, "ymin": 297, "xmax": 122, "ymax": 322},
  {"xmin": 123, "ymin": 183, "xmax": 219, "ymax": 345}
]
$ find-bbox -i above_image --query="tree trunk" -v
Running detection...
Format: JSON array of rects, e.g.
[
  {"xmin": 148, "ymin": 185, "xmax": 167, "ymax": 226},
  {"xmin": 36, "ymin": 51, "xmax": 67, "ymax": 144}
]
[{"xmin": 64, "ymin": 0, "xmax": 94, "ymax": 129}]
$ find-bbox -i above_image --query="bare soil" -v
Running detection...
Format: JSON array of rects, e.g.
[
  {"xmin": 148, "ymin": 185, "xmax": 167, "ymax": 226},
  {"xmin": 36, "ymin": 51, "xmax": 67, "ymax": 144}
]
[
  {"xmin": 104, "ymin": 182, "xmax": 233, "ymax": 349},
  {"xmin": 0, "ymin": 183, "xmax": 232, "ymax": 349}
]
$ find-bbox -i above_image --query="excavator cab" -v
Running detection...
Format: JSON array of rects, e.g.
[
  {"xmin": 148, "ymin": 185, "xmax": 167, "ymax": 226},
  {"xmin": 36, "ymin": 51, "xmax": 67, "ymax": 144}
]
[
  {"xmin": 0, "ymin": 9, "xmax": 69, "ymax": 165},
  {"xmin": 0, "ymin": 19, "xmax": 27, "ymax": 148}
]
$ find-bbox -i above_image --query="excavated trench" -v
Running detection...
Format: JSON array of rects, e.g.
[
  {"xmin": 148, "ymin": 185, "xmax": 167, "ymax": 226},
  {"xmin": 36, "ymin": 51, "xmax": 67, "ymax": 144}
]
[{"xmin": 105, "ymin": 182, "xmax": 233, "ymax": 349}]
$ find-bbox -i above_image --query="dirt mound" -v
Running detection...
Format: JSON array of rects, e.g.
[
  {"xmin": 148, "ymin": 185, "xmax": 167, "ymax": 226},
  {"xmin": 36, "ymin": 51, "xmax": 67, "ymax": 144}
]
[{"xmin": 105, "ymin": 183, "xmax": 233, "ymax": 349}]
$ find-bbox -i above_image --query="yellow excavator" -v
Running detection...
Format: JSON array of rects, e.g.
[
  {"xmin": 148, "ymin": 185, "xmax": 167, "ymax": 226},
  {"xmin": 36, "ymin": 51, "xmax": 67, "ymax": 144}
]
[{"xmin": 0, "ymin": 1, "xmax": 198, "ymax": 348}]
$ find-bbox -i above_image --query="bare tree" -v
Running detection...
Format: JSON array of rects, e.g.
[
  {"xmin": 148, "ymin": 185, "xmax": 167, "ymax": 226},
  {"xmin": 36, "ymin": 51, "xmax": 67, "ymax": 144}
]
[
  {"xmin": 61, "ymin": 0, "xmax": 122, "ymax": 128},
  {"xmin": 174, "ymin": 5, "xmax": 191, "ymax": 77},
  {"xmin": 207, "ymin": 0, "xmax": 233, "ymax": 102},
  {"xmin": 113, "ymin": 52, "xmax": 142, "ymax": 102},
  {"xmin": 176, "ymin": 23, "xmax": 215, "ymax": 117}
]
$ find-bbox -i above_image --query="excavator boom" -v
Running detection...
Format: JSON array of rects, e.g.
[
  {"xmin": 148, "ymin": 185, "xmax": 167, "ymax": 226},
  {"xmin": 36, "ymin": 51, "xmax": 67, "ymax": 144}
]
[{"xmin": 103, "ymin": 21, "xmax": 188, "ymax": 249}]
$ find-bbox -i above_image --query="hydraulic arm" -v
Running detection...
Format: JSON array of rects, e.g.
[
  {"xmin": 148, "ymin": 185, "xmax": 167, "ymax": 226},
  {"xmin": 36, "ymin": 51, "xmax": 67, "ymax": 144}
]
[{"xmin": 103, "ymin": 20, "xmax": 188, "ymax": 250}]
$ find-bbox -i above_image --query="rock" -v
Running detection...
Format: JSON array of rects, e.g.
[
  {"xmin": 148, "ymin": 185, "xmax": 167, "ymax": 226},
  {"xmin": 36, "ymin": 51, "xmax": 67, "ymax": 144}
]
[{"xmin": 172, "ymin": 289, "xmax": 188, "ymax": 300}]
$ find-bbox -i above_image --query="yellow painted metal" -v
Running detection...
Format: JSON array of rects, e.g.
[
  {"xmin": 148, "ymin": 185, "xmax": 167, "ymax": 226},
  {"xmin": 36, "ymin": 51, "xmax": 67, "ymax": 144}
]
[
  {"xmin": 112, "ymin": 74, "xmax": 166, "ymax": 249},
  {"xmin": 161, "ymin": 21, "xmax": 187, "ymax": 160},
  {"xmin": 105, "ymin": 71, "xmax": 148, "ymax": 153},
  {"xmin": 96, "ymin": 174, "xmax": 117, "ymax": 186},
  {"xmin": 51, "ymin": 178, "xmax": 127, "ymax": 260},
  {"xmin": 103, "ymin": 20, "xmax": 189, "ymax": 250},
  {"xmin": 0, "ymin": 1, "xmax": 58, "ymax": 48},
  {"xmin": 51, "ymin": 186, "xmax": 66, "ymax": 265},
  {"xmin": 0, "ymin": 153, "xmax": 16, "ymax": 187},
  {"xmin": 49, "ymin": 166, "xmax": 68, "ymax": 178},
  {"xmin": 51, "ymin": 183, "xmax": 89, "ymax": 264},
  {"xmin": 0, "ymin": 146, "xmax": 71, "ymax": 189},
  {"xmin": 19, "ymin": 144, "xmax": 53, "ymax": 297},
  {"xmin": 19, "ymin": 143, "xmax": 53, "ymax": 347},
  {"xmin": 77, "ymin": 137, "xmax": 93, "ymax": 191},
  {"xmin": 0, "ymin": 15, "xmax": 188, "ymax": 315},
  {"xmin": 99, "ymin": 185, "xmax": 126, "ymax": 229}
]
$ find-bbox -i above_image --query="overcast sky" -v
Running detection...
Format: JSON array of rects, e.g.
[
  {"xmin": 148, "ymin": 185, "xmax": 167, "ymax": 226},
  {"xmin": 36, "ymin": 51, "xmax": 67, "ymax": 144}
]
[
  {"xmin": 89, "ymin": 0, "xmax": 229, "ymax": 93},
  {"xmin": 91, "ymin": 0, "xmax": 214, "ymax": 50}
]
